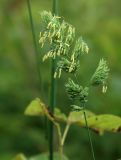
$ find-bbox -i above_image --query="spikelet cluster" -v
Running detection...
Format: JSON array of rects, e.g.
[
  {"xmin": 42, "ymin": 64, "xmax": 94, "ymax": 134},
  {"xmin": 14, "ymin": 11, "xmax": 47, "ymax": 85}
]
[
  {"xmin": 39, "ymin": 11, "xmax": 89, "ymax": 78},
  {"xmin": 54, "ymin": 58, "xmax": 79, "ymax": 78},
  {"xmin": 54, "ymin": 37, "xmax": 89, "ymax": 78},
  {"xmin": 65, "ymin": 78, "xmax": 89, "ymax": 103},
  {"xmin": 39, "ymin": 11, "xmax": 75, "ymax": 61},
  {"xmin": 72, "ymin": 37, "xmax": 89, "ymax": 58},
  {"xmin": 91, "ymin": 58, "xmax": 110, "ymax": 93}
]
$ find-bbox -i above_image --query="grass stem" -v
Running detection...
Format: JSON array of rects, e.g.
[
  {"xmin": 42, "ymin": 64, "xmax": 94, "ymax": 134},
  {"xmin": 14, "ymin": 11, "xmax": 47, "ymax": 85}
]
[
  {"xmin": 49, "ymin": 0, "xmax": 59, "ymax": 160},
  {"xmin": 26, "ymin": 0, "xmax": 41, "ymax": 84},
  {"xmin": 61, "ymin": 123, "xmax": 70, "ymax": 146},
  {"xmin": 82, "ymin": 105, "xmax": 96, "ymax": 160}
]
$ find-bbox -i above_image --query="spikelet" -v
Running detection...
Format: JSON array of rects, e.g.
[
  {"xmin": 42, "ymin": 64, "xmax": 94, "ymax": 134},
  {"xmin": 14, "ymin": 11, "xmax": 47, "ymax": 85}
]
[
  {"xmin": 91, "ymin": 58, "xmax": 109, "ymax": 93},
  {"xmin": 65, "ymin": 78, "xmax": 89, "ymax": 103},
  {"xmin": 54, "ymin": 58, "xmax": 79, "ymax": 78}
]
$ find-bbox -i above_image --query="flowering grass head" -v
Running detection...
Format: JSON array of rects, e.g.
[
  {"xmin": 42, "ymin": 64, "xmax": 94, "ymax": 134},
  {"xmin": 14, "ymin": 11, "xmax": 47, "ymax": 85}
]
[
  {"xmin": 39, "ymin": 11, "xmax": 110, "ymax": 109},
  {"xmin": 39, "ymin": 11, "xmax": 89, "ymax": 78}
]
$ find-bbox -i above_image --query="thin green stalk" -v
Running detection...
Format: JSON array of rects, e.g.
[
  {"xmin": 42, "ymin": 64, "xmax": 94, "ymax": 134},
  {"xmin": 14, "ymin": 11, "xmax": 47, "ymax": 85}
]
[
  {"xmin": 74, "ymin": 74, "xmax": 96, "ymax": 160},
  {"xmin": 56, "ymin": 123, "xmax": 70, "ymax": 160},
  {"xmin": 26, "ymin": 0, "xmax": 41, "ymax": 81},
  {"xmin": 27, "ymin": 0, "xmax": 48, "ymax": 142},
  {"xmin": 49, "ymin": 0, "xmax": 59, "ymax": 160},
  {"xmin": 82, "ymin": 105, "xmax": 96, "ymax": 160},
  {"xmin": 61, "ymin": 123, "xmax": 70, "ymax": 146},
  {"xmin": 49, "ymin": 58, "xmax": 57, "ymax": 160},
  {"xmin": 59, "ymin": 123, "xmax": 70, "ymax": 160},
  {"xmin": 53, "ymin": 0, "xmax": 59, "ymax": 15},
  {"xmin": 54, "ymin": 122, "xmax": 62, "ymax": 159}
]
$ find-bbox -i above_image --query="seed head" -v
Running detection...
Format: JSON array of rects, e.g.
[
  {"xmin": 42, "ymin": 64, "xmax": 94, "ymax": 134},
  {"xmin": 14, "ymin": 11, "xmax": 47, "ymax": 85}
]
[
  {"xmin": 65, "ymin": 78, "xmax": 89, "ymax": 103},
  {"xmin": 91, "ymin": 58, "xmax": 110, "ymax": 93}
]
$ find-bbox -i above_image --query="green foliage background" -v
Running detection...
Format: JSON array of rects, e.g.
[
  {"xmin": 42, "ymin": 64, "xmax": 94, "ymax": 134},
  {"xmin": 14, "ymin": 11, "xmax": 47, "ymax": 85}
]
[{"xmin": 0, "ymin": 0, "xmax": 121, "ymax": 159}]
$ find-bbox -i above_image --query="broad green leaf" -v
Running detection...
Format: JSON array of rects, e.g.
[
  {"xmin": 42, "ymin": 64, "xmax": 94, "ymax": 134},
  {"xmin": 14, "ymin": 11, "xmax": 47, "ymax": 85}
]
[
  {"xmin": 24, "ymin": 98, "xmax": 67, "ymax": 123},
  {"xmin": 82, "ymin": 114, "xmax": 121, "ymax": 135},
  {"xmin": 54, "ymin": 108, "xmax": 67, "ymax": 122},
  {"xmin": 29, "ymin": 152, "xmax": 69, "ymax": 160},
  {"xmin": 68, "ymin": 110, "xmax": 121, "ymax": 134},
  {"xmin": 14, "ymin": 153, "xmax": 27, "ymax": 160},
  {"xmin": 24, "ymin": 98, "xmax": 45, "ymax": 116},
  {"xmin": 68, "ymin": 110, "xmax": 95, "ymax": 124}
]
